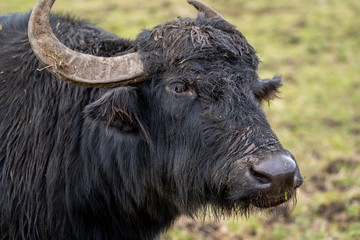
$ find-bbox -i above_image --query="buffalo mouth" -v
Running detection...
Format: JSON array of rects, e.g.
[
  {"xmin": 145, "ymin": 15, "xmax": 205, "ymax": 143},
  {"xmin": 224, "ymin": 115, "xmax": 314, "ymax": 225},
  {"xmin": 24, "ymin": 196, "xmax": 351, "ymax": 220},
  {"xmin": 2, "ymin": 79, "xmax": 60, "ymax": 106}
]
[{"xmin": 250, "ymin": 191, "xmax": 296, "ymax": 209}]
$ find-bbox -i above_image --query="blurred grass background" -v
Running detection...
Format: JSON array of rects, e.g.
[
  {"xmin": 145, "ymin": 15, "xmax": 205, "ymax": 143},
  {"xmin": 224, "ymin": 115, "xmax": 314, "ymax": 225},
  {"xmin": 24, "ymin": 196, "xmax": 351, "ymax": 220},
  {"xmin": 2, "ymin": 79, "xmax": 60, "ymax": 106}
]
[{"xmin": 1, "ymin": 0, "xmax": 360, "ymax": 239}]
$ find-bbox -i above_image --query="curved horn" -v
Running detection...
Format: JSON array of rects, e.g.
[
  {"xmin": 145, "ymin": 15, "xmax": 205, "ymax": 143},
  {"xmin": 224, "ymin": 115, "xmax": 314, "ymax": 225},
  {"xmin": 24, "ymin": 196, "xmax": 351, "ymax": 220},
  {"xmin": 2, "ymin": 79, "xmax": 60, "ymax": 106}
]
[
  {"xmin": 28, "ymin": 0, "xmax": 146, "ymax": 88},
  {"xmin": 187, "ymin": 0, "xmax": 226, "ymax": 21}
]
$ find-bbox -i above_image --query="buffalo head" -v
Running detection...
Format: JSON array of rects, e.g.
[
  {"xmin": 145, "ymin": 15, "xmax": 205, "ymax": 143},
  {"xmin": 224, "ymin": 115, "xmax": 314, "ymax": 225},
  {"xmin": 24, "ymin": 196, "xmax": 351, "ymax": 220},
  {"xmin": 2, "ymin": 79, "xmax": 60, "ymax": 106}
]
[{"xmin": 28, "ymin": 0, "xmax": 303, "ymax": 222}]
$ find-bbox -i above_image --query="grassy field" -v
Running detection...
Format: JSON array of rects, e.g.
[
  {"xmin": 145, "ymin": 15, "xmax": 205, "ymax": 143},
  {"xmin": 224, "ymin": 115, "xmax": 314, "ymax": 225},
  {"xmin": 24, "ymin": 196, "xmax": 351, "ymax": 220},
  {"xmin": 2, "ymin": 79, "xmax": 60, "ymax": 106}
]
[{"xmin": 1, "ymin": 0, "xmax": 360, "ymax": 239}]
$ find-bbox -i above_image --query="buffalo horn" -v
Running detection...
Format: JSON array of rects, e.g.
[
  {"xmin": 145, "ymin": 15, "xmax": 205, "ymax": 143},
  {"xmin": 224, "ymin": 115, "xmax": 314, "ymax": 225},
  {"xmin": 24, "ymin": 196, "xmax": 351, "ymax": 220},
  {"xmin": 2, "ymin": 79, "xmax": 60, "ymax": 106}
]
[
  {"xmin": 187, "ymin": 0, "xmax": 226, "ymax": 21},
  {"xmin": 28, "ymin": 0, "xmax": 146, "ymax": 88}
]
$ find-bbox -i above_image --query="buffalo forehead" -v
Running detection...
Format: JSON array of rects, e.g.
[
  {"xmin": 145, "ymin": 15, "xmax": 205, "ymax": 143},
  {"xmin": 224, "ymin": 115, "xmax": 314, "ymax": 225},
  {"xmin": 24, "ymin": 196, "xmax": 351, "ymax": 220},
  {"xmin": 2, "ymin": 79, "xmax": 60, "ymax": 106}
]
[{"xmin": 137, "ymin": 15, "xmax": 260, "ymax": 75}]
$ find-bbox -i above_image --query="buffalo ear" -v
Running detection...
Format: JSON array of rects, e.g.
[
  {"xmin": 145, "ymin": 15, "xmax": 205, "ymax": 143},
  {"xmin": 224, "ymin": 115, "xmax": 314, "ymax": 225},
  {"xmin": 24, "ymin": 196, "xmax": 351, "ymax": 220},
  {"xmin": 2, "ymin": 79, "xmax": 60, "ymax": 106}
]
[
  {"xmin": 84, "ymin": 87, "xmax": 145, "ymax": 134},
  {"xmin": 252, "ymin": 75, "xmax": 282, "ymax": 102}
]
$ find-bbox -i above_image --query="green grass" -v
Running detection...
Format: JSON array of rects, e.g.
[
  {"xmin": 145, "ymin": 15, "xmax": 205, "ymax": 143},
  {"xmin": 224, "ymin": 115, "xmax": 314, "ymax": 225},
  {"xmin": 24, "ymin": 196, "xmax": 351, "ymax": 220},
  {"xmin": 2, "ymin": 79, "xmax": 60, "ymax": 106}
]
[{"xmin": 1, "ymin": 0, "xmax": 360, "ymax": 239}]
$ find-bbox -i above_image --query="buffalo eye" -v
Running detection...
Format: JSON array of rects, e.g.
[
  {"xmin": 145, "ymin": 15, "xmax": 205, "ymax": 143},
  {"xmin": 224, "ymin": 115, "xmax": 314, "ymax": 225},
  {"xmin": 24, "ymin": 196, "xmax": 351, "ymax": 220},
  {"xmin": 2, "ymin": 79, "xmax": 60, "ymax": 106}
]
[{"xmin": 167, "ymin": 82, "xmax": 195, "ymax": 98}]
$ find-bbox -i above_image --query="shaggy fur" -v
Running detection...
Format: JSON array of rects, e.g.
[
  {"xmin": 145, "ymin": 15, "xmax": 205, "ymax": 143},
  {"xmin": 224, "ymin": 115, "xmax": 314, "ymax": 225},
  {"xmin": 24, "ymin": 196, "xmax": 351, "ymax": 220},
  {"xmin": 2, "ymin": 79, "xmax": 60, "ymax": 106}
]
[{"xmin": 0, "ymin": 11, "xmax": 302, "ymax": 240}]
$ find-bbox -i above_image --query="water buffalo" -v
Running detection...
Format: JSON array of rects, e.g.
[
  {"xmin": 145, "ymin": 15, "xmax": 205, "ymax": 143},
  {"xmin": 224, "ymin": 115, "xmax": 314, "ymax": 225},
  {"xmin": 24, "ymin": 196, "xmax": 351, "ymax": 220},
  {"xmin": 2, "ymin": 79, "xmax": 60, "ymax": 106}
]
[{"xmin": 0, "ymin": 0, "xmax": 303, "ymax": 239}]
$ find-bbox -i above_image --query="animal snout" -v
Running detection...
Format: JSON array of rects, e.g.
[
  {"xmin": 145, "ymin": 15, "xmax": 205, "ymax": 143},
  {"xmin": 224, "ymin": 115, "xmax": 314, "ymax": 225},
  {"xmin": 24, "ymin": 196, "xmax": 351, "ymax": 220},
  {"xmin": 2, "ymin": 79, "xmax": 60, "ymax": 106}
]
[{"xmin": 248, "ymin": 153, "xmax": 302, "ymax": 194}]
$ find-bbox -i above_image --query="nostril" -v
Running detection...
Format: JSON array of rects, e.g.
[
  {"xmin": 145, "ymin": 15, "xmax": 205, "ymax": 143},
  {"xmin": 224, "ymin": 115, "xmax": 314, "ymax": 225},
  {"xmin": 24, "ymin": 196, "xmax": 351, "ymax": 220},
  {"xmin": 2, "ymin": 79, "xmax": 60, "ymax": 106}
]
[
  {"xmin": 294, "ymin": 175, "xmax": 304, "ymax": 188},
  {"xmin": 250, "ymin": 167, "xmax": 271, "ymax": 184}
]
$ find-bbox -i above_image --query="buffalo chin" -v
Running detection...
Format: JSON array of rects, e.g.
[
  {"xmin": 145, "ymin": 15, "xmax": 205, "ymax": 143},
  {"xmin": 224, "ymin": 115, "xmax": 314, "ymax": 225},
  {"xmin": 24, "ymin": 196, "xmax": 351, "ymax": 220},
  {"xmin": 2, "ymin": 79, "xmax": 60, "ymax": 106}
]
[{"xmin": 251, "ymin": 196, "xmax": 288, "ymax": 208}]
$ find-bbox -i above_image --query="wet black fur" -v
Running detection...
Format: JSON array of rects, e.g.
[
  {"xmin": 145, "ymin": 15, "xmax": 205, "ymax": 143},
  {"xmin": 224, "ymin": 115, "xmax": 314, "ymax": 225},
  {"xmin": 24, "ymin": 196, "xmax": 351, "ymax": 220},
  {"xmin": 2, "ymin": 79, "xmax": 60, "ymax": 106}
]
[{"xmin": 0, "ymin": 11, "xmax": 298, "ymax": 240}]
